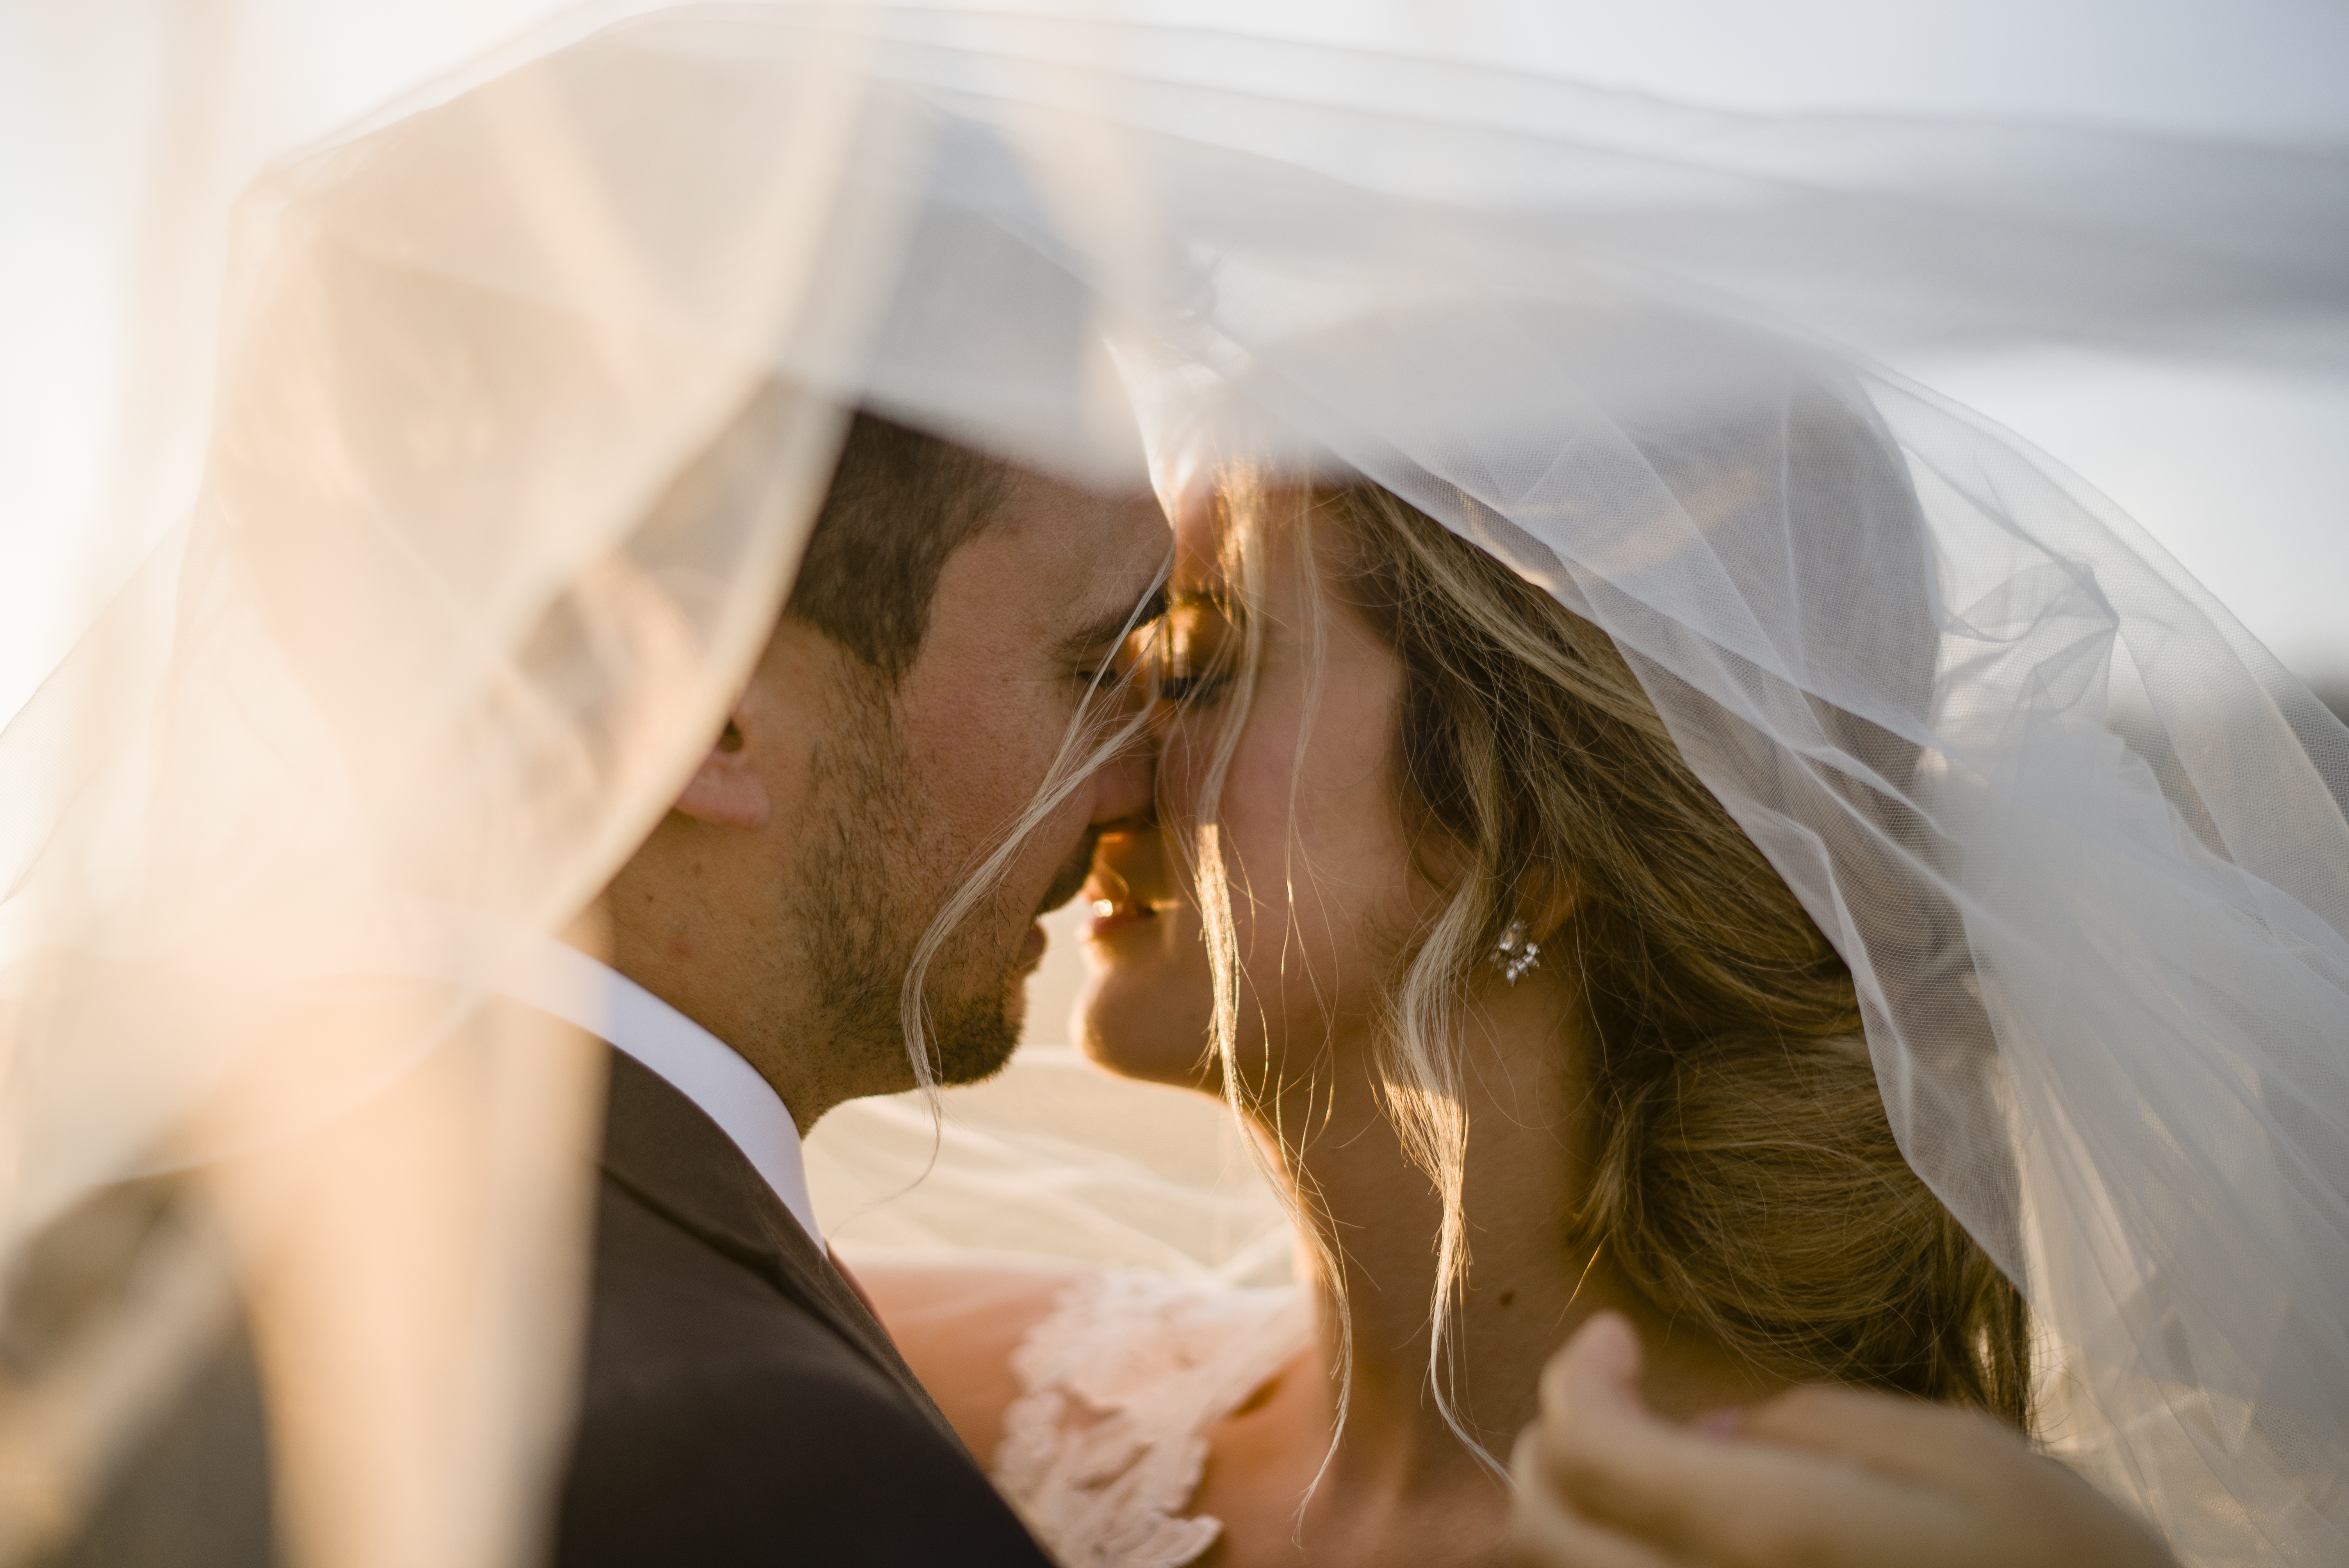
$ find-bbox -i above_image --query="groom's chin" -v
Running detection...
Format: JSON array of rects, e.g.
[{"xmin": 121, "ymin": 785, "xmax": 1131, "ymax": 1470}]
[{"xmin": 926, "ymin": 983, "xmax": 1025, "ymax": 1087}]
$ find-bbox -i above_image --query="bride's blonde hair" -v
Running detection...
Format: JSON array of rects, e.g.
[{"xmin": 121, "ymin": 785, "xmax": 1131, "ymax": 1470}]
[{"xmin": 1189, "ymin": 425, "xmax": 2032, "ymax": 1456}]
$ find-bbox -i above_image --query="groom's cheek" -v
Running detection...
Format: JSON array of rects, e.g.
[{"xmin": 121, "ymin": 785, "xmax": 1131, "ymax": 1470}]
[{"xmin": 896, "ymin": 684, "xmax": 1075, "ymax": 939}]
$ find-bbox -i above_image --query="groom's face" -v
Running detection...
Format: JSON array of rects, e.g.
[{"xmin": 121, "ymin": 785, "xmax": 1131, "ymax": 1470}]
[{"xmin": 784, "ymin": 463, "xmax": 1167, "ymax": 1091}]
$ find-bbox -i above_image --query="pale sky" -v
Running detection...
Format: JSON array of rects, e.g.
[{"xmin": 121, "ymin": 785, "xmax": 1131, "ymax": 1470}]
[{"xmin": 4, "ymin": 0, "xmax": 2343, "ymax": 729}]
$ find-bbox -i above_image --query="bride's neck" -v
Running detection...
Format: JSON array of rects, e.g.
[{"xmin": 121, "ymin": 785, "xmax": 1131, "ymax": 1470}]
[{"xmin": 1256, "ymin": 969, "xmax": 1782, "ymax": 1499}]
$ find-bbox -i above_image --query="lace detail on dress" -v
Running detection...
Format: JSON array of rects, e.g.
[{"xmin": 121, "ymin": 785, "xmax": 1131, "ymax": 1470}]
[{"xmin": 992, "ymin": 1270, "xmax": 1312, "ymax": 1568}]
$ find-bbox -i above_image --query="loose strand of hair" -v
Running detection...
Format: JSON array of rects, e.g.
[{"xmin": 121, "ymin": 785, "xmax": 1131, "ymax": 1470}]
[{"xmin": 1192, "ymin": 472, "xmax": 1360, "ymax": 1522}]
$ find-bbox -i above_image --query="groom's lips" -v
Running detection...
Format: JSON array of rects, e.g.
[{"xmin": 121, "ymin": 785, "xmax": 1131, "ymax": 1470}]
[
  {"xmin": 1035, "ymin": 829, "xmax": 1103, "ymax": 916},
  {"xmin": 1017, "ymin": 920, "xmax": 1049, "ymax": 971}
]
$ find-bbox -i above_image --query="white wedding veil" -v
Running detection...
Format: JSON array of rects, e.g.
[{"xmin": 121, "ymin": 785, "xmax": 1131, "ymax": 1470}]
[{"xmin": 2, "ymin": 6, "xmax": 2344, "ymax": 1566}]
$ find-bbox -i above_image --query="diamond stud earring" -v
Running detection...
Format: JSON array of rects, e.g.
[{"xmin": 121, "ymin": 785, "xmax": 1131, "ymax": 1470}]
[{"xmin": 1491, "ymin": 919, "xmax": 1540, "ymax": 985}]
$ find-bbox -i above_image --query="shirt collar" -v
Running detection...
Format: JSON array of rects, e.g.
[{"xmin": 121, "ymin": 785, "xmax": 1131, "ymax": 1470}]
[{"xmin": 420, "ymin": 908, "xmax": 824, "ymax": 1254}]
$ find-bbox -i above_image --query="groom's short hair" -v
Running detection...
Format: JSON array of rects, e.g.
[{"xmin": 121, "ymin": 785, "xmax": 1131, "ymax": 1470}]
[{"xmin": 784, "ymin": 412, "xmax": 1008, "ymax": 680}]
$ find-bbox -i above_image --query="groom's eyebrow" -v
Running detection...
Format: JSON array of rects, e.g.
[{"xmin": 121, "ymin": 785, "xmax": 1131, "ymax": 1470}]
[{"xmin": 1057, "ymin": 584, "xmax": 1167, "ymax": 658}]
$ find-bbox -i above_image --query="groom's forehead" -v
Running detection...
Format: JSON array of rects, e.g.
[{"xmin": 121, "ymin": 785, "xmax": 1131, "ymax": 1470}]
[{"xmin": 978, "ymin": 470, "xmax": 1169, "ymax": 639}]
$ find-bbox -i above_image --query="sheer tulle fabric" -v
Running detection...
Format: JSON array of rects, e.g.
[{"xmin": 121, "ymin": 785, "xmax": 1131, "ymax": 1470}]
[{"xmin": 3, "ymin": 6, "xmax": 2344, "ymax": 1565}]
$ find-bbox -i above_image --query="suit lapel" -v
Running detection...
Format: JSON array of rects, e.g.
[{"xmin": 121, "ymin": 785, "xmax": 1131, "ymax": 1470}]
[{"xmin": 596, "ymin": 1050, "xmax": 963, "ymax": 1449}]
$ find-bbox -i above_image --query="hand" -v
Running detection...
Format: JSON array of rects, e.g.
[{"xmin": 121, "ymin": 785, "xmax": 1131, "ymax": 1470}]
[{"xmin": 1508, "ymin": 1311, "xmax": 2175, "ymax": 1568}]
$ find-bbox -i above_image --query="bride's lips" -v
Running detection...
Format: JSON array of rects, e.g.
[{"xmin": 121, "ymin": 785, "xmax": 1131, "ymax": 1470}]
[
  {"xmin": 1084, "ymin": 895, "xmax": 1155, "ymax": 941},
  {"xmin": 1084, "ymin": 833, "xmax": 1162, "ymax": 943}
]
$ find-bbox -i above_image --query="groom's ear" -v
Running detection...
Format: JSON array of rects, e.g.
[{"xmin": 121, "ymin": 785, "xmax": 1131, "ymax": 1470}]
[{"xmin": 674, "ymin": 716, "xmax": 771, "ymax": 830}]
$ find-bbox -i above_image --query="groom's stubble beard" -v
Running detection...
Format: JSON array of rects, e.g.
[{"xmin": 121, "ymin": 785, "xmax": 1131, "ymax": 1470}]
[{"xmin": 787, "ymin": 672, "xmax": 1085, "ymax": 1090}]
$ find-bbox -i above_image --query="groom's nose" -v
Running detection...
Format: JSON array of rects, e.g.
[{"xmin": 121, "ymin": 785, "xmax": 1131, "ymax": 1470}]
[{"xmin": 1085, "ymin": 722, "xmax": 1153, "ymax": 827}]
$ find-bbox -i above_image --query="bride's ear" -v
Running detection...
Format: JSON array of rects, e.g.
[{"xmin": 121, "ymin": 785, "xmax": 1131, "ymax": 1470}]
[
  {"xmin": 1524, "ymin": 866, "xmax": 1583, "ymax": 945},
  {"xmin": 674, "ymin": 718, "xmax": 771, "ymax": 829}
]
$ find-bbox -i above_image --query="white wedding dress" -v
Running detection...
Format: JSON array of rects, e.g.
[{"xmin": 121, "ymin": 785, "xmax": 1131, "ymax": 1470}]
[{"xmin": 993, "ymin": 1270, "xmax": 1315, "ymax": 1568}]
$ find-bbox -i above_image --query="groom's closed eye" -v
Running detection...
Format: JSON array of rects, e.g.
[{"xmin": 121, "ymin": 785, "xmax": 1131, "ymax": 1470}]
[{"xmin": 1059, "ymin": 586, "xmax": 1169, "ymax": 692}]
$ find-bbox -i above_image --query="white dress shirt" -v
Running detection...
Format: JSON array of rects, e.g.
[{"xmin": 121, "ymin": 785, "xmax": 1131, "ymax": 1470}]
[{"xmin": 415, "ymin": 907, "xmax": 824, "ymax": 1253}]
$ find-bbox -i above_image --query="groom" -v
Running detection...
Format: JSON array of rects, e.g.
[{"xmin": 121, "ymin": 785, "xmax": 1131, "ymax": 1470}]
[
  {"xmin": 45, "ymin": 400, "xmax": 1161, "ymax": 1568},
  {"xmin": 546, "ymin": 406, "xmax": 1165, "ymax": 1566}
]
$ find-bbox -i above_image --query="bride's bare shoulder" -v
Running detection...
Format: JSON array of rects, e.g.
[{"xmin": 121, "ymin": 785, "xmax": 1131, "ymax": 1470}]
[{"xmin": 847, "ymin": 1254, "xmax": 1090, "ymax": 1465}]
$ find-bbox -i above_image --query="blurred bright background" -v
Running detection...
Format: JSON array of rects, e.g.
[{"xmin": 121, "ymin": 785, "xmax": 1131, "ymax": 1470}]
[{"xmin": 5, "ymin": 0, "xmax": 2345, "ymax": 735}]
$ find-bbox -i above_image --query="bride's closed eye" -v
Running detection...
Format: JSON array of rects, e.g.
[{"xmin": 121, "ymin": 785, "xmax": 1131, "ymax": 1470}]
[
  {"xmin": 1153, "ymin": 670, "xmax": 1228, "ymax": 704},
  {"xmin": 1149, "ymin": 597, "xmax": 1237, "ymax": 707}
]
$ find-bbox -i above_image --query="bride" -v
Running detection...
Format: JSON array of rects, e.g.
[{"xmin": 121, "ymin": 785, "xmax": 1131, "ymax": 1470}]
[{"xmin": 855, "ymin": 366, "xmax": 2132, "ymax": 1566}]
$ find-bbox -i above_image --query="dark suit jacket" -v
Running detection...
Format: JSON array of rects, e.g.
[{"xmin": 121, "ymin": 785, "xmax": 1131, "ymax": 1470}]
[
  {"xmin": 555, "ymin": 1051, "xmax": 1056, "ymax": 1566},
  {"xmin": 51, "ymin": 1044, "xmax": 1054, "ymax": 1568}
]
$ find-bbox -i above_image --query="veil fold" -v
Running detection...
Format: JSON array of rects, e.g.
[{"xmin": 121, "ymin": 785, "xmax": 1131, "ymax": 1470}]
[{"xmin": 4, "ymin": 6, "xmax": 2344, "ymax": 1564}]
